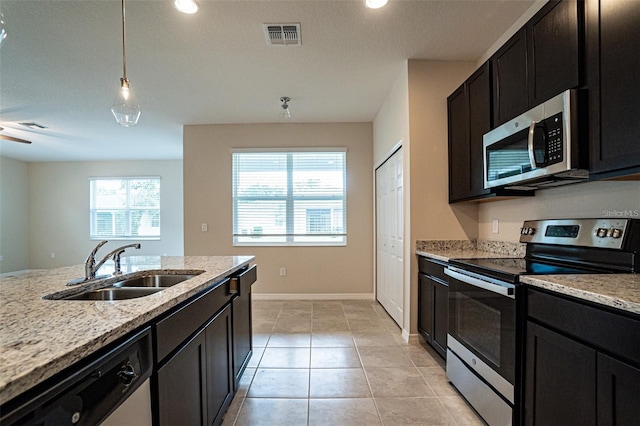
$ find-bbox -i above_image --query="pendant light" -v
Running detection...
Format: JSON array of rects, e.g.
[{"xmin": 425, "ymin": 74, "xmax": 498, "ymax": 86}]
[
  {"xmin": 0, "ymin": 13, "xmax": 7, "ymax": 48},
  {"xmin": 280, "ymin": 97, "xmax": 292, "ymax": 120},
  {"xmin": 111, "ymin": 0, "xmax": 140, "ymax": 127}
]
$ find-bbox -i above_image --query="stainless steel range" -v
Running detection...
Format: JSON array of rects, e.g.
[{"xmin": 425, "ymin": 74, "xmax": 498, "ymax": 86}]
[{"xmin": 445, "ymin": 218, "xmax": 640, "ymax": 426}]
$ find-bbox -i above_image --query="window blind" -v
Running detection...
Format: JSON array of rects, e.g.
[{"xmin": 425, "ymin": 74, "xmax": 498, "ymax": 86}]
[{"xmin": 232, "ymin": 150, "xmax": 346, "ymax": 245}]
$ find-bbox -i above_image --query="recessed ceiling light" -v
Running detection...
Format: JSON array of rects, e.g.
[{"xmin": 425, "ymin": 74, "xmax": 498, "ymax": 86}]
[
  {"xmin": 365, "ymin": 0, "xmax": 389, "ymax": 9},
  {"xmin": 174, "ymin": 0, "xmax": 199, "ymax": 14}
]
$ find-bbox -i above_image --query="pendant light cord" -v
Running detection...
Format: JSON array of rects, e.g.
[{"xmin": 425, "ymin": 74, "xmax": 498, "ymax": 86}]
[{"xmin": 121, "ymin": 0, "xmax": 127, "ymax": 80}]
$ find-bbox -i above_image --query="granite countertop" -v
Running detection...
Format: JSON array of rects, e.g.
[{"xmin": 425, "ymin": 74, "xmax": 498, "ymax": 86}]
[
  {"xmin": 521, "ymin": 274, "xmax": 640, "ymax": 315},
  {"xmin": 0, "ymin": 255, "xmax": 254, "ymax": 405},
  {"xmin": 415, "ymin": 239, "xmax": 639, "ymax": 316}
]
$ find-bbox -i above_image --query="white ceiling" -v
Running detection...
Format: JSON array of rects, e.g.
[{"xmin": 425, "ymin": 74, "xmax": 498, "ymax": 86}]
[{"xmin": 0, "ymin": 0, "xmax": 534, "ymax": 162}]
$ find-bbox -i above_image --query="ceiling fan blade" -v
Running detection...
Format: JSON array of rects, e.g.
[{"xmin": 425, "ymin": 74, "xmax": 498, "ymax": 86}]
[{"xmin": 0, "ymin": 134, "xmax": 32, "ymax": 144}]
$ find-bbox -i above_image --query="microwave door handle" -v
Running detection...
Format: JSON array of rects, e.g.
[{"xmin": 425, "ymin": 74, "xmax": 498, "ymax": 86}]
[{"xmin": 527, "ymin": 121, "xmax": 537, "ymax": 170}]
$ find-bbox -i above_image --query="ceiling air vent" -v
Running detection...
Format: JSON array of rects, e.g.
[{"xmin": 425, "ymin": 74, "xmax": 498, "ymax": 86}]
[{"xmin": 263, "ymin": 23, "xmax": 301, "ymax": 46}]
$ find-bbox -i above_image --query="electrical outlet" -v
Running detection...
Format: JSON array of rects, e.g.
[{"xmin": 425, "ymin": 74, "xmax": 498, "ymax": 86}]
[
  {"xmin": 492, "ymin": 219, "xmax": 499, "ymax": 234},
  {"xmin": 201, "ymin": 223, "xmax": 208, "ymax": 232},
  {"xmin": 50, "ymin": 252, "xmax": 56, "ymax": 259},
  {"xmin": 279, "ymin": 267, "xmax": 286, "ymax": 276}
]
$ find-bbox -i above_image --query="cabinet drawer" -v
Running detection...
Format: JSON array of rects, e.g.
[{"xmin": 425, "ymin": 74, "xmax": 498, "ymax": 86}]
[
  {"xmin": 527, "ymin": 288, "xmax": 640, "ymax": 365},
  {"xmin": 155, "ymin": 278, "xmax": 231, "ymax": 363},
  {"xmin": 229, "ymin": 265, "xmax": 257, "ymax": 297},
  {"xmin": 418, "ymin": 256, "xmax": 448, "ymax": 282}
]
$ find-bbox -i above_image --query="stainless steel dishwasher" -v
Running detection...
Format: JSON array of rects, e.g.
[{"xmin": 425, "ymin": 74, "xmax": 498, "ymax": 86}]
[{"xmin": 0, "ymin": 327, "xmax": 153, "ymax": 425}]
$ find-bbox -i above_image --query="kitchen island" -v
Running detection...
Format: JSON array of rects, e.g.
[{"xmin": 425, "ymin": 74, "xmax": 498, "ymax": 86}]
[{"xmin": 0, "ymin": 255, "xmax": 254, "ymax": 407}]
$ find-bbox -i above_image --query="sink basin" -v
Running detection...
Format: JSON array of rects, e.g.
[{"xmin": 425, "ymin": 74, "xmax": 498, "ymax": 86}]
[
  {"xmin": 111, "ymin": 273, "xmax": 199, "ymax": 288},
  {"xmin": 62, "ymin": 287, "xmax": 163, "ymax": 301}
]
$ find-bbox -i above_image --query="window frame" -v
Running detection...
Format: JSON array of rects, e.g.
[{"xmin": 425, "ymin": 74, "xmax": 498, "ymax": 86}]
[
  {"xmin": 232, "ymin": 148, "xmax": 347, "ymax": 247},
  {"xmin": 89, "ymin": 176, "xmax": 161, "ymax": 241}
]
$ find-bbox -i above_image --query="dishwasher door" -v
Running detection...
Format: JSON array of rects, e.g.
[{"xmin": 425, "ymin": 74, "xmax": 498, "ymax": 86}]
[
  {"xmin": 1, "ymin": 327, "xmax": 153, "ymax": 426},
  {"xmin": 100, "ymin": 378, "xmax": 152, "ymax": 426}
]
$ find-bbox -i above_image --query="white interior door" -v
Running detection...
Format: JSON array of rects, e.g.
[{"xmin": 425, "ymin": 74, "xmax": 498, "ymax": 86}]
[{"xmin": 375, "ymin": 148, "xmax": 403, "ymax": 326}]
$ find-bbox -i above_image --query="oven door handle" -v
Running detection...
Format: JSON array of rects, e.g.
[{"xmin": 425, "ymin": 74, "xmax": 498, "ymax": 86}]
[{"xmin": 445, "ymin": 267, "xmax": 515, "ymax": 299}]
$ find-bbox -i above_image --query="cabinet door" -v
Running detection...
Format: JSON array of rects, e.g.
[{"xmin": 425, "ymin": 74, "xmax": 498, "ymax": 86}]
[
  {"xmin": 597, "ymin": 352, "xmax": 640, "ymax": 425},
  {"xmin": 447, "ymin": 84, "xmax": 471, "ymax": 202},
  {"xmin": 524, "ymin": 321, "xmax": 596, "ymax": 426},
  {"xmin": 232, "ymin": 289, "xmax": 252, "ymax": 389},
  {"xmin": 418, "ymin": 272, "xmax": 434, "ymax": 344},
  {"xmin": 432, "ymin": 279, "xmax": 448, "ymax": 358},
  {"xmin": 527, "ymin": 0, "xmax": 582, "ymax": 106},
  {"xmin": 587, "ymin": 0, "xmax": 640, "ymax": 177},
  {"xmin": 492, "ymin": 27, "xmax": 528, "ymax": 126},
  {"xmin": 467, "ymin": 62, "xmax": 492, "ymax": 197},
  {"xmin": 206, "ymin": 305, "xmax": 234, "ymax": 426},
  {"xmin": 156, "ymin": 330, "xmax": 207, "ymax": 426}
]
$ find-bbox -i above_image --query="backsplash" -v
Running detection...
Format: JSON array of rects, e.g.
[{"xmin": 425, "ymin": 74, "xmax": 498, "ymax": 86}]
[{"xmin": 416, "ymin": 239, "xmax": 525, "ymax": 257}]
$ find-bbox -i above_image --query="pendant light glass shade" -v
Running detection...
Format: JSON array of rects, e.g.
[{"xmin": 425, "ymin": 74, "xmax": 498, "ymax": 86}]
[
  {"xmin": 112, "ymin": 0, "xmax": 140, "ymax": 127},
  {"xmin": 111, "ymin": 78, "xmax": 141, "ymax": 127},
  {"xmin": 0, "ymin": 13, "xmax": 8, "ymax": 48},
  {"xmin": 280, "ymin": 97, "xmax": 291, "ymax": 120}
]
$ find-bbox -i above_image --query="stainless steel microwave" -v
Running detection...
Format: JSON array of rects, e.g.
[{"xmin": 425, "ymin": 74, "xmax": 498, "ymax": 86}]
[{"xmin": 483, "ymin": 90, "xmax": 588, "ymax": 190}]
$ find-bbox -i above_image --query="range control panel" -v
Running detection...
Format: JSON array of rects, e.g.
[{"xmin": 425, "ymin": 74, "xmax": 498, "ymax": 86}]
[{"xmin": 519, "ymin": 218, "xmax": 631, "ymax": 249}]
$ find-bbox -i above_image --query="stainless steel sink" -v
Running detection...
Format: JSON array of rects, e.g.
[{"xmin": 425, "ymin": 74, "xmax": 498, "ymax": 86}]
[
  {"xmin": 111, "ymin": 273, "xmax": 198, "ymax": 288},
  {"xmin": 62, "ymin": 287, "xmax": 163, "ymax": 301}
]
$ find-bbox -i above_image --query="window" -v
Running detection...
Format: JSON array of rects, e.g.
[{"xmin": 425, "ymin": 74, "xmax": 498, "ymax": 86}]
[
  {"xmin": 90, "ymin": 177, "xmax": 161, "ymax": 240},
  {"xmin": 232, "ymin": 150, "xmax": 346, "ymax": 246}
]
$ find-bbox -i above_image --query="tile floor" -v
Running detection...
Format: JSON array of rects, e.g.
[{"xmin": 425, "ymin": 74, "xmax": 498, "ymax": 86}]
[{"xmin": 221, "ymin": 300, "xmax": 484, "ymax": 425}]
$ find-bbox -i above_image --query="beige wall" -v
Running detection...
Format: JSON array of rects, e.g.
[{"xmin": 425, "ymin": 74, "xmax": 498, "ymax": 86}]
[
  {"xmin": 0, "ymin": 156, "xmax": 30, "ymax": 273},
  {"xmin": 479, "ymin": 181, "xmax": 640, "ymax": 241},
  {"xmin": 183, "ymin": 123, "xmax": 374, "ymax": 297},
  {"xmin": 373, "ymin": 60, "xmax": 479, "ymax": 336},
  {"xmin": 28, "ymin": 160, "xmax": 184, "ymax": 269}
]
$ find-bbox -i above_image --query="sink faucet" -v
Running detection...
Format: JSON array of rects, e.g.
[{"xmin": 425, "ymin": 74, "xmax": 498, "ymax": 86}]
[{"xmin": 68, "ymin": 241, "xmax": 141, "ymax": 285}]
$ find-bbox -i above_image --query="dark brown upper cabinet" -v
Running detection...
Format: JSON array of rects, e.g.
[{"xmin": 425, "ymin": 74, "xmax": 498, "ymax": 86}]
[
  {"xmin": 491, "ymin": 28, "xmax": 529, "ymax": 126},
  {"xmin": 586, "ymin": 0, "xmax": 640, "ymax": 179},
  {"xmin": 448, "ymin": 62, "xmax": 492, "ymax": 203},
  {"xmin": 492, "ymin": 0, "xmax": 583, "ymax": 127}
]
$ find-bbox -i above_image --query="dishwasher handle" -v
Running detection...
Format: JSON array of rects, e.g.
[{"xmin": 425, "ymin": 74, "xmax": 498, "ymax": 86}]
[{"xmin": 445, "ymin": 267, "xmax": 515, "ymax": 299}]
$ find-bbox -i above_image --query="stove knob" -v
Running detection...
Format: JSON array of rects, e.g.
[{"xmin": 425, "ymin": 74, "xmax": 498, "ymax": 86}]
[
  {"xmin": 528, "ymin": 227, "xmax": 536, "ymax": 236},
  {"xmin": 596, "ymin": 227, "xmax": 608, "ymax": 238},
  {"xmin": 520, "ymin": 227, "xmax": 526, "ymax": 235},
  {"xmin": 610, "ymin": 228, "xmax": 623, "ymax": 239}
]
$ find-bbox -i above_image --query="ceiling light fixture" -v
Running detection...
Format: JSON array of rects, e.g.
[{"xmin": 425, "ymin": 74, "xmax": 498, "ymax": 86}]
[
  {"xmin": 174, "ymin": 0, "xmax": 200, "ymax": 14},
  {"xmin": 280, "ymin": 97, "xmax": 292, "ymax": 120},
  {"xmin": 111, "ymin": 0, "xmax": 141, "ymax": 127},
  {"xmin": 364, "ymin": 0, "xmax": 389, "ymax": 9}
]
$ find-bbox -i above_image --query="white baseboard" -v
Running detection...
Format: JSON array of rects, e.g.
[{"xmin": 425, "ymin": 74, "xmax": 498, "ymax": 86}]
[{"xmin": 253, "ymin": 293, "xmax": 375, "ymax": 301}]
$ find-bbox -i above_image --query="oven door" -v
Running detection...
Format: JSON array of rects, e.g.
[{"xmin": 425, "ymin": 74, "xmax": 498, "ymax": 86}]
[{"xmin": 445, "ymin": 266, "xmax": 516, "ymax": 402}]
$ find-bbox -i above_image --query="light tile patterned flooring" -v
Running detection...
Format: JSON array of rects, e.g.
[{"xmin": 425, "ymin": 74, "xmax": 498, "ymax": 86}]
[{"xmin": 221, "ymin": 300, "xmax": 484, "ymax": 425}]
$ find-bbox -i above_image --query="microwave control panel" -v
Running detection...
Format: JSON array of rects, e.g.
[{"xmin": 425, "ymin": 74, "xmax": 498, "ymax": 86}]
[{"xmin": 543, "ymin": 112, "xmax": 564, "ymax": 164}]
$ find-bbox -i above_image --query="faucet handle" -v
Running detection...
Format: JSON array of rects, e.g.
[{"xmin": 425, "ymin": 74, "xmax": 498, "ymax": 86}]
[
  {"xmin": 112, "ymin": 249, "xmax": 126, "ymax": 275},
  {"xmin": 87, "ymin": 240, "xmax": 108, "ymax": 263}
]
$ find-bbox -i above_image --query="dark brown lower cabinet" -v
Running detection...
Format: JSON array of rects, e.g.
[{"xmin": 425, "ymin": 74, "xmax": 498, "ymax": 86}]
[
  {"xmin": 524, "ymin": 288, "xmax": 640, "ymax": 425},
  {"xmin": 597, "ymin": 352, "xmax": 640, "ymax": 426},
  {"xmin": 157, "ymin": 329, "xmax": 207, "ymax": 426},
  {"xmin": 417, "ymin": 257, "xmax": 448, "ymax": 359},
  {"xmin": 232, "ymin": 265, "xmax": 256, "ymax": 389},
  {"xmin": 524, "ymin": 321, "xmax": 596, "ymax": 426},
  {"xmin": 156, "ymin": 304, "xmax": 234, "ymax": 426},
  {"xmin": 206, "ymin": 305, "xmax": 233, "ymax": 426}
]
